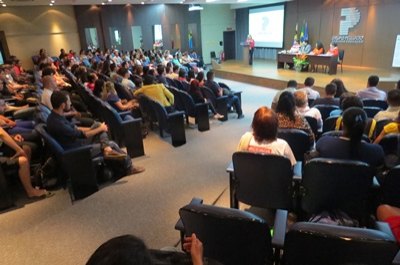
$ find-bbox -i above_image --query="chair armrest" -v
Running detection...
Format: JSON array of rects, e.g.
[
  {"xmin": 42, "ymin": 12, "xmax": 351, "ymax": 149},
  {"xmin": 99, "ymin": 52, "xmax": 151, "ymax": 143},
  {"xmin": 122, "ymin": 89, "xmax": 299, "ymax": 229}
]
[
  {"xmin": 120, "ymin": 117, "xmax": 142, "ymax": 125},
  {"xmin": 63, "ymin": 145, "xmax": 93, "ymax": 156},
  {"xmin": 375, "ymin": 221, "xmax": 396, "ymax": 241},
  {"xmin": 216, "ymin": 95, "xmax": 229, "ymax": 103},
  {"xmin": 194, "ymin": 102, "xmax": 208, "ymax": 109},
  {"xmin": 393, "ymin": 250, "xmax": 400, "ymax": 265},
  {"xmin": 271, "ymin": 209, "xmax": 288, "ymax": 248},
  {"xmin": 175, "ymin": 198, "xmax": 203, "ymax": 231},
  {"xmin": 118, "ymin": 111, "xmax": 132, "ymax": 118},
  {"xmin": 167, "ymin": 110, "xmax": 185, "ymax": 118}
]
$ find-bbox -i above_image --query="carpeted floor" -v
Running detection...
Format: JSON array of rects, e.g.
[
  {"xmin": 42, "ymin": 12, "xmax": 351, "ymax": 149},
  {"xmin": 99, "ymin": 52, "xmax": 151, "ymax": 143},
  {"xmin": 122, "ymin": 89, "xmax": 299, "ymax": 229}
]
[{"xmin": 0, "ymin": 79, "xmax": 277, "ymax": 265}]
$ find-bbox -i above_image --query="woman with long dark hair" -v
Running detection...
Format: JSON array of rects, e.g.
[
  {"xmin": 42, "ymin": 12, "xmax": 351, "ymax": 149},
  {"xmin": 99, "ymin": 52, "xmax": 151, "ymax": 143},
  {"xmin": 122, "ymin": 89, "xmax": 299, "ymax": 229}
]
[
  {"xmin": 276, "ymin": 91, "xmax": 315, "ymax": 143},
  {"xmin": 316, "ymin": 107, "xmax": 384, "ymax": 167}
]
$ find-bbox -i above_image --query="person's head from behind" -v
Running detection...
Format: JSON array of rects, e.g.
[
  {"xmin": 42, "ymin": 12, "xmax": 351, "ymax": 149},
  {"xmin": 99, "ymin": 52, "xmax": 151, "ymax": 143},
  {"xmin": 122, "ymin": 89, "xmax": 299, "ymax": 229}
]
[
  {"xmin": 190, "ymin": 79, "xmax": 200, "ymax": 93},
  {"xmin": 276, "ymin": 91, "xmax": 296, "ymax": 121},
  {"xmin": 104, "ymin": 81, "xmax": 117, "ymax": 95},
  {"xmin": 251, "ymin": 106, "xmax": 278, "ymax": 143},
  {"xmin": 156, "ymin": 64, "xmax": 165, "ymax": 76},
  {"xmin": 331, "ymin": 78, "xmax": 347, "ymax": 98},
  {"xmin": 206, "ymin": 70, "xmax": 215, "ymax": 81},
  {"xmin": 93, "ymin": 79, "xmax": 105, "ymax": 98},
  {"xmin": 325, "ymin": 83, "xmax": 337, "ymax": 97},
  {"xmin": 294, "ymin": 90, "xmax": 308, "ymax": 108},
  {"xmin": 387, "ymin": 89, "xmax": 400, "ymax": 107},
  {"xmin": 42, "ymin": 75, "xmax": 57, "ymax": 90},
  {"xmin": 50, "ymin": 91, "xmax": 68, "ymax": 111},
  {"xmin": 341, "ymin": 95, "xmax": 363, "ymax": 111},
  {"xmin": 117, "ymin": 67, "xmax": 129, "ymax": 78},
  {"xmin": 287, "ymin": 80, "xmax": 297, "ymax": 89},
  {"xmin": 85, "ymin": 235, "xmax": 152, "ymax": 265},
  {"xmin": 304, "ymin": 77, "xmax": 314, "ymax": 87},
  {"xmin": 178, "ymin": 68, "xmax": 186, "ymax": 79},
  {"xmin": 342, "ymin": 107, "xmax": 367, "ymax": 144},
  {"xmin": 367, "ymin": 75, "xmax": 379, "ymax": 87},
  {"xmin": 187, "ymin": 69, "xmax": 195, "ymax": 81},
  {"xmin": 196, "ymin": 71, "xmax": 204, "ymax": 82}
]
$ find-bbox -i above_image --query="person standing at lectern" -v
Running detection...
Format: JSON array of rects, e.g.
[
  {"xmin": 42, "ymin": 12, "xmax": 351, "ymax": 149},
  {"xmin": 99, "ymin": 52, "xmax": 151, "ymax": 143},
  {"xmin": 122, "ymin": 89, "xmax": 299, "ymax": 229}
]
[{"xmin": 247, "ymin": 35, "xmax": 255, "ymax": 65}]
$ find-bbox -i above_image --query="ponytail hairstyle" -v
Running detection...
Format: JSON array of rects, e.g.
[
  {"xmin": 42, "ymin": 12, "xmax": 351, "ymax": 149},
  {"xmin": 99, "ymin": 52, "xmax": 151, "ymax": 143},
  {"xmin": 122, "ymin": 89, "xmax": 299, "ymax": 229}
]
[{"xmin": 342, "ymin": 107, "xmax": 367, "ymax": 159}]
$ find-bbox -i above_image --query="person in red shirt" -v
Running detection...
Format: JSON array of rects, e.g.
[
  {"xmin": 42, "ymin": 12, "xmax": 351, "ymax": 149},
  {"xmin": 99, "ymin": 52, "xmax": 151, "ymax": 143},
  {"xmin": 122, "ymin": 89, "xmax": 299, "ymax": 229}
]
[
  {"xmin": 247, "ymin": 35, "xmax": 255, "ymax": 65},
  {"xmin": 326, "ymin": 42, "xmax": 339, "ymax": 57}
]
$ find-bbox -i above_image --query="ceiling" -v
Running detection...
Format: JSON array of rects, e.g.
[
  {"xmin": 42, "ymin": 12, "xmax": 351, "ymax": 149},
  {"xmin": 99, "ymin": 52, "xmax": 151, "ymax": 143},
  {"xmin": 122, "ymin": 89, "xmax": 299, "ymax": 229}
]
[{"xmin": 1, "ymin": 0, "xmax": 290, "ymax": 7}]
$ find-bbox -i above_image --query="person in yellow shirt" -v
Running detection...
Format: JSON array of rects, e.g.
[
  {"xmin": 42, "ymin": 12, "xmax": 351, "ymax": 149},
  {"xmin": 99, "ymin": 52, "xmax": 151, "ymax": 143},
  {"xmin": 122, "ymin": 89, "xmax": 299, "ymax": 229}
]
[
  {"xmin": 134, "ymin": 76, "xmax": 175, "ymax": 113},
  {"xmin": 374, "ymin": 114, "xmax": 400, "ymax": 144}
]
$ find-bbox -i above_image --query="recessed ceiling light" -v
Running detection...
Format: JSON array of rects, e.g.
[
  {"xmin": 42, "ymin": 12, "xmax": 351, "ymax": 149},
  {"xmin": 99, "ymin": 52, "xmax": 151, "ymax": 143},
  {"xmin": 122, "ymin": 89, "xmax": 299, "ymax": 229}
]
[
  {"xmin": 51, "ymin": 0, "xmax": 55, "ymax": 3},
  {"xmin": 2, "ymin": 3, "xmax": 6, "ymax": 6},
  {"xmin": 49, "ymin": 3, "xmax": 53, "ymax": 6},
  {"xmin": 206, "ymin": 0, "xmax": 217, "ymax": 2},
  {"xmin": 141, "ymin": 1, "xmax": 144, "ymax": 4},
  {"xmin": 237, "ymin": 0, "xmax": 247, "ymax": 2},
  {"xmin": 107, "ymin": 0, "xmax": 112, "ymax": 2},
  {"xmin": 101, "ymin": 2, "xmax": 105, "ymax": 5}
]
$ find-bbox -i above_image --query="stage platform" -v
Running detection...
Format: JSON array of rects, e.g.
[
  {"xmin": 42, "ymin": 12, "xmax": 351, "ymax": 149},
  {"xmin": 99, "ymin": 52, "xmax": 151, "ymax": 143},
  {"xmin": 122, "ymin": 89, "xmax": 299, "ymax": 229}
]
[{"xmin": 213, "ymin": 59, "xmax": 400, "ymax": 94}]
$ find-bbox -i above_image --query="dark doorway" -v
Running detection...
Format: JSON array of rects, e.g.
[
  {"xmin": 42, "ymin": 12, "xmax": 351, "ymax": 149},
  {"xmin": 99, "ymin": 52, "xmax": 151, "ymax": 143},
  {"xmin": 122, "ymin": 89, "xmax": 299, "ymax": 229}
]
[{"xmin": 223, "ymin": 31, "xmax": 236, "ymax": 60}]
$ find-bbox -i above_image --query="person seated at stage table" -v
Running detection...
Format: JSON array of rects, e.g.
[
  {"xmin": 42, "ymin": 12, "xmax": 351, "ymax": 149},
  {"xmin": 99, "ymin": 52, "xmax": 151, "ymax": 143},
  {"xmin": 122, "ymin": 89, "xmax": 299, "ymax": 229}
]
[
  {"xmin": 331, "ymin": 78, "xmax": 348, "ymax": 98},
  {"xmin": 374, "ymin": 89, "xmax": 400, "ymax": 121},
  {"xmin": 299, "ymin": 77, "xmax": 320, "ymax": 101},
  {"xmin": 237, "ymin": 106, "xmax": 296, "ymax": 166},
  {"xmin": 205, "ymin": 71, "xmax": 244, "ymax": 119},
  {"xmin": 317, "ymin": 107, "xmax": 384, "ymax": 168},
  {"xmin": 310, "ymin": 41, "xmax": 324, "ymax": 55},
  {"xmin": 299, "ymin": 40, "xmax": 312, "ymax": 54},
  {"xmin": 294, "ymin": 90, "xmax": 323, "ymax": 131},
  {"xmin": 312, "ymin": 83, "xmax": 340, "ymax": 107},
  {"xmin": 289, "ymin": 40, "xmax": 301, "ymax": 54},
  {"xmin": 271, "ymin": 80, "xmax": 298, "ymax": 111},
  {"xmin": 326, "ymin": 42, "xmax": 339, "ymax": 57},
  {"xmin": 276, "ymin": 91, "xmax": 315, "ymax": 143},
  {"xmin": 356, "ymin": 75, "xmax": 387, "ymax": 101}
]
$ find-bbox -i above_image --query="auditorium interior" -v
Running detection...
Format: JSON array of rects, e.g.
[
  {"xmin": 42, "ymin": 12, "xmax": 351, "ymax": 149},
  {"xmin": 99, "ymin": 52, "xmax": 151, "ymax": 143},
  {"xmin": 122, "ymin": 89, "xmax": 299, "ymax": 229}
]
[{"xmin": 1, "ymin": 0, "xmax": 400, "ymax": 264}]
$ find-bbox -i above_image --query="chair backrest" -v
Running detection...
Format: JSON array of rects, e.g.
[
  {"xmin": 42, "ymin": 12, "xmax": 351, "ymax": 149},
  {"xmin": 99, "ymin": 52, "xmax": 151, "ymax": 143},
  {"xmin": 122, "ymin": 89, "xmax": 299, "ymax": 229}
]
[
  {"xmin": 138, "ymin": 95, "xmax": 157, "ymax": 123},
  {"xmin": 173, "ymin": 79, "xmax": 186, "ymax": 92},
  {"xmin": 338, "ymin": 49, "xmax": 345, "ymax": 61},
  {"xmin": 278, "ymin": 128, "xmax": 312, "ymax": 162},
  {"xmin": 304, "ymin": 116, "xmax": 319, "ymax": 137},
  {"xmin": 232, "ymin": 152, "xmax": 293, "ymax": 209},
  {"xmin": 322, "ymin": 115, "xmax": 339, "ymax": 133},
  {"xmin": 202, "ymin": 86, "xmax": 217, "ymax": 107},
  {"xmin": 379, "ymin": 134, "xmax": 399, "ymax": 156},
  {"xmin": 114, "ymin": 82, "xmax": 134, "ymax": 101},
  {"xmin": 177, "ymin": 89, "xmax": 197, "ymax": 117},
  {"xmin": 165, "ymin": 77, "xmax": 175, "ymax": 87},
  {"xmin": 148, "ymin": 97, "xmax": 169, "ymax": 129},
  {"xmin": 362, "ymin": 99, "xmax": 388, "ymax": 110},
  {"xmin": 37, "ymin": 104, "xmax": 51, "ymax": 123},
  {"xmin": 35, "ymin": 123, "xmax": 64, "ymax": 159},
  {"xmin": 314, "ymin": 104, "xmax": 340, "ymax": 121},
  {"xmin": 363, "ymin": 106, "xmax": 382, "ymax": 118},
  {"xmin": 382, "ymin": 165, "xmax": 400, "ymax": 207},
  {"xmin": 283, "ymin": 222, "xmax": 398, "ymax": 265},
  {"xmin": 321, "ymin": 130, "xmax": 370, "ymax": 143},
  {"xmin": 301, "ymin": 158, "xmax": 375, "ymax": 220},
  {"xmin": 167, "ymin": 86, "xmax": 185, "ymax": 112},
  {"xmin": 375, "ymin": 119, "xmax": 392, "ymax": 137},
  {"xmin": 179, "ymin": 203, "xmax": 273, "ymax": 265}
]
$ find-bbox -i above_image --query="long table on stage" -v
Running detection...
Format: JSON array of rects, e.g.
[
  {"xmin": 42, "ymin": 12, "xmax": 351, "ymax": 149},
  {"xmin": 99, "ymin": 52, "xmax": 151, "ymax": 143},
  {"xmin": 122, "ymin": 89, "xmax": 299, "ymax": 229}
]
[{"xmin": 277, "ymin": 53, "xmax": 338, "ymax": 75}]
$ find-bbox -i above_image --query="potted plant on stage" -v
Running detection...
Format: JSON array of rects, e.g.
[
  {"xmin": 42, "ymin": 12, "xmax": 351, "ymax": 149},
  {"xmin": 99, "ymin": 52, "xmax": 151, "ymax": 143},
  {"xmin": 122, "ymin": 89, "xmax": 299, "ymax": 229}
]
[{"xmin": 293, "ymin": 54, "xmax": 309, "ymax": 72}]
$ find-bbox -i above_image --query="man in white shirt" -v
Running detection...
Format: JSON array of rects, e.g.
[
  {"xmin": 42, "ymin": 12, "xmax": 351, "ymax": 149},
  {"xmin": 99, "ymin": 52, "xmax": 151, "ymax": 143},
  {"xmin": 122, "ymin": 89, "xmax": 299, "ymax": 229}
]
[
  {"xmin": 374, "ymin": 89, "xmax": 400, "ymax": 121},
  {"xmin": 299, "ymin": 77, "xmax": 320, "ymax": 100},
  {"xmin": 356, "ymin": 75, "xmax": 387, "ymax": 100},
  {"xmin": 271, "ymin": 80, "xmax": 298, "ymax": 110}
]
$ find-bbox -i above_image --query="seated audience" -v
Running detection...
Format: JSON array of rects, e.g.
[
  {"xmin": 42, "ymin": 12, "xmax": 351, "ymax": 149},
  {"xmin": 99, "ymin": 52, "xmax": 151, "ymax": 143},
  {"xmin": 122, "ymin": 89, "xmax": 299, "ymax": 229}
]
[
  {"xmin": 316, "ymin": 107, "xmax": 384, "ymax": 168},
  {"xmin": 118, "ymin": 67, "xmax": 136, "ymax": 92},
  {"xmin": 47, "ymin": 91, "xmax": 144, "ymax": 175},
  {"xmin": 276, "ymin": 91, "xmax": 315, "ymax": 143},
  {"xmin": 189, "ymin": 79, "xmax": 223, "ymax": 119},
  {"xmin": 271, "ymin": 80, "xmax": 298, "ymax": 111},
  {"xmin": 312, "ymin": 83, "xmax": 340, "ymax": 107},
  {"xmin": 294, "ymin": 90, "xmax": 323, "ymax": 130},
  {"xmin": 374, "ymin": 89, "xmax": 400, "ymax": 121},
  {"xmin": 356, "ymin": 75, "xmax": 387, "ymax": 100},
  {"xmin": 134, "ymin": 76, "xmax": 175, "ymax": 113},
  {"xmin": 86, "ymin": 234, "xmax": 204, "ymax": 265},
  {"xmin": 155, "ymin": 64, "xmax": 167, "ymax": 86},
  {"xmin": 237, "ymin": 106, "xmax": 296, "ymax": 166},
  {"xmin": 374, "ymin": 111, "xmax": 400, "ymax": 144},
  {"xmin": 300, "ymin": 77, "xmax": 320, "ymax": 100},
  {"xmin": 204, "ymin": 71, "xmax": 243, "ymax": 119},
  {"xmin": 331, "ymin": 78, "xmax": 348, "ymax": 98},
  {"xmin": 0, "ymin": 126, "xmax": 50, "ymax": 198},
  {"xmin": 103, "ymin": 81, "xmax": 138, "ymax": 112}
]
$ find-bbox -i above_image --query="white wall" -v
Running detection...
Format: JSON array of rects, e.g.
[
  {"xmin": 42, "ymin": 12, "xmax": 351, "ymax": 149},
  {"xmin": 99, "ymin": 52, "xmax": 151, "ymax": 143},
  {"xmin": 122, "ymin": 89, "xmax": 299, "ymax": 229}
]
[
  {"xmin": 0, "ymin": 6, "xmax": 81, "ymax": 69},
  {"xmin": 200, "ymin": 4, "xmax": 235, "ymax": 64}
]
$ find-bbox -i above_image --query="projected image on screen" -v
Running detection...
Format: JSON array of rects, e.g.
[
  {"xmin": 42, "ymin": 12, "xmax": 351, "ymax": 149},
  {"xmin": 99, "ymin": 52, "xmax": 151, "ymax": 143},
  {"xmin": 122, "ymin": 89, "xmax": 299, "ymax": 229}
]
[{"xmin": 249, "ymin": 5, "xmax": 285, "ymax": 48}]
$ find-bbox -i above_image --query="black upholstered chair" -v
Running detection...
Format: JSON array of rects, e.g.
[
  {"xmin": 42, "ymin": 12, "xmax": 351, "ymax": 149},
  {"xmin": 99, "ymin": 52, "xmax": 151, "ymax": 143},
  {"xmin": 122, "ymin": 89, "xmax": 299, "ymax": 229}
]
[
  {"xmin": 300, "ymin": 158, "xmax": 375, "ymax": 224},
  {"xmin": 175, "ymin": 89, "xmax": 209, "ymax": 131},
  {"xmin": 202, "ymin": 86, "xmax": 229, "ymax": 121},
  {"xmin": 381, "ymin": 165, "xmax": 400, "ymax": 207},
  {"xmin": 363, "ymin": 99, "xmax": 388, "ymax": 110},
  {"xmin": 0, "ymin": 166, "xmax": 14, "ymax": 210},
  {"xmin": 314, "ymin": 104, "xmax": 340, "ymax": 121},
  {"xmin": 35, "ymin": 124, "xmax": 100, "ymax": 200},
  {"xmin": 364, "ymin": 106, "xmax": 382, "ymax": 118},
  {"xmin": 379, "ymin": 134, "xmax": 399, "ymax": 156},
  {"xmin": 232, "ymin": 152, "xmax": 294, "ymax": 210},
  {"xmin": 114, "ymin": 82, "xmax": 134, "ymax": 101},
  {"xmin": 321, "ymin": 130, "xmax": 370, "ymax": 143},
  {"xmin": 165, "ymin": 77, "xmax": 175, "ymax": 87},
  {"xmin": 139, "ymin": 95, "xmax": 186, "ymax": 147},
  {"xmin": 322, "ymin": 115, "xmax": 339, "ymax": 133},
  {"xmin": 173, "ymin": 79, "xmax": 188, "ymax": 92},
  {"xmin": 177, "ymin": 198, "xmax": 286, "ymax": 265},
  {"xmin": 166, "ymin": 85, "xmax": 185, "ymax": 112},
  {"xmin": 304, "ymin": 116, "xmax": 319, "ymax": 137},
  {"xmin": 278, "ymin": 128, "xmax": 313, "ymax": 162},
  {"xmin": 282, "ymin": 222, "xmax": 399, "ymax": 265},
  {"xmin": 374, "ymin": 119, "xmax": 392, "ymax": 139}
]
